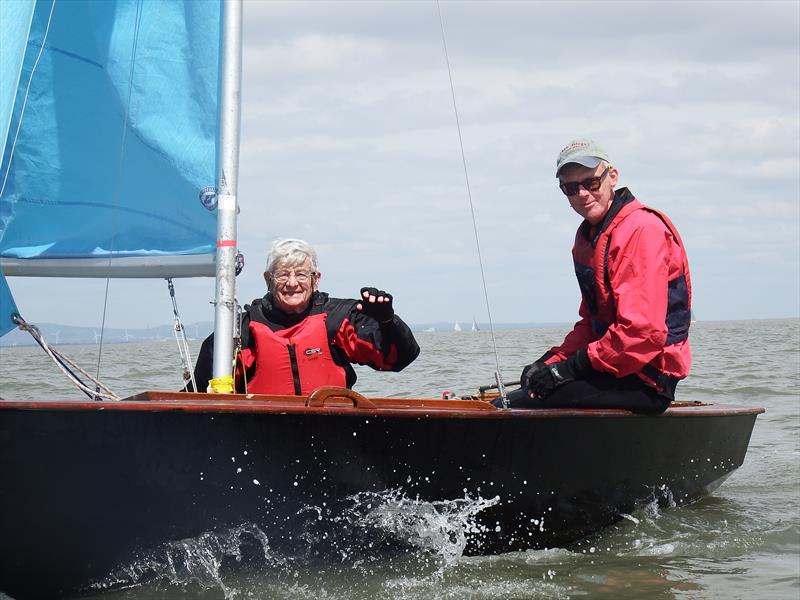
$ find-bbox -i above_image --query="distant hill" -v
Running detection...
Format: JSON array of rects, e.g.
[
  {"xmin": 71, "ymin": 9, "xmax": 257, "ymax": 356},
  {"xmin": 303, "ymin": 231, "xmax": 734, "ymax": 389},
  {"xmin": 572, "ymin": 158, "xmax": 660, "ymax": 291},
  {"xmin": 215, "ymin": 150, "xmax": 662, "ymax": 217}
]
[
  {"xmin": 0, "ymin": 321, "xmax": 214, "ymax": 347},
  {"xmin": 0, "ymin": 320, "xmax": 570, "ymax": 347},
  {"xmin": 410, "ymin": 321, "xmax": 567, "ymax": 332}
]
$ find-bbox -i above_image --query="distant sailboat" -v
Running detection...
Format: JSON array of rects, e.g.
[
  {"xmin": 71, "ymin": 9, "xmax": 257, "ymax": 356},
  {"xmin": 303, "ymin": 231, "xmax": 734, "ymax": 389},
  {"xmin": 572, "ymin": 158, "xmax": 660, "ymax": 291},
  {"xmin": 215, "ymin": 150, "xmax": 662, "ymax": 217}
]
[
  {"xmin": 453, "ymin": 321, "xmax": 462, "ymax": 332},
  {"xmin": 471, "ymin": 318, "xmax": 479, "ymax": 332}
]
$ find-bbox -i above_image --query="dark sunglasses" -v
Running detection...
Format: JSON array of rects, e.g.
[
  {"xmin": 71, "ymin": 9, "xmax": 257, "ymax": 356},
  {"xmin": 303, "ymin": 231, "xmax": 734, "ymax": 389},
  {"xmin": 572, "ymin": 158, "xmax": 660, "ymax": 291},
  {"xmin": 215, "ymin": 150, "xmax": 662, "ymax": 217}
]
[{"xmin": 559, "ymin": 167, "xmax": 610, "ymax": 196}]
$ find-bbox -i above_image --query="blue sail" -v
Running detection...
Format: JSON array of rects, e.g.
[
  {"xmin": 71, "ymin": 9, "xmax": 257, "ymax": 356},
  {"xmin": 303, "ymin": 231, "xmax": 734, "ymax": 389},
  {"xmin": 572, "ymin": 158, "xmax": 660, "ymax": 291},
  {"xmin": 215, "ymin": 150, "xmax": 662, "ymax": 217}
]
[
  {"xmin": 0, "ymin": 0, "xmax": 221, "ymax": 279},
  {"xmin": 0, "ymin": 0, "xmax": 35, "ymax": 165},
  {"xmin": 0, "ymin": 269, "xmax": 18, "ymax": 337}
]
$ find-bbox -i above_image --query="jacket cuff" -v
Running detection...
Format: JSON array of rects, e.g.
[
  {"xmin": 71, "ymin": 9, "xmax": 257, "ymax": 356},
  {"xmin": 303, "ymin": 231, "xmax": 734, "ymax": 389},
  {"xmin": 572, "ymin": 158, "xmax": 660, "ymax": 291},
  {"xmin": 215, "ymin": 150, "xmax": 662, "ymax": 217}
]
[
  {"xmin": 571, "ymin": 348, "xmax": 594, "ymax": 377},
  {"xmin": 536, "ymin": 350, "xmax": 556, "ymax": 365},
  {"xmin": 378, "ymin": 315, "xmax": 397, "ymax": 327}
]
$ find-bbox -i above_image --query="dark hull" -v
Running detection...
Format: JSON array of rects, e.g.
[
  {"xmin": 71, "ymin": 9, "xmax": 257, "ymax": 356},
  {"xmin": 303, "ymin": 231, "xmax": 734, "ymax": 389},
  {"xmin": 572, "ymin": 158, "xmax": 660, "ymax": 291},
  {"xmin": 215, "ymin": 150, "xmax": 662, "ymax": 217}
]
[{"xmin": 0, "ymin": 391, "xmax": 762, "ymax": 599}]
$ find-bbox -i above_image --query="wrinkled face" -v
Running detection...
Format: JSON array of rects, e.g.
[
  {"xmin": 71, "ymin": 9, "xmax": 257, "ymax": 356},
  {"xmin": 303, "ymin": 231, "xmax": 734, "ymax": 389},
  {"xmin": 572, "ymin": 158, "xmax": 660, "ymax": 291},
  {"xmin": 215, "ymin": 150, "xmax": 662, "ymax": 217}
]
[
  {"xmin": 558, "ymin": 162, "xmax": 618, "ymax": 225},
  {"xmin": 265, "ymin": 256, "xmax": 319, "ymax": 314}
]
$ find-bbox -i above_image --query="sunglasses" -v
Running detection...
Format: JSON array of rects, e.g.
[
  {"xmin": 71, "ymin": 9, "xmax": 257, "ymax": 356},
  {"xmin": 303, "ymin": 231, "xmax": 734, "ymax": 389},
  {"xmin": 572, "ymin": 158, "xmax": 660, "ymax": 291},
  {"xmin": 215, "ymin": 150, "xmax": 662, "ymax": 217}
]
[{"xmin": 559, "ymin": 167, "xmax": 610, "ymax": 196}]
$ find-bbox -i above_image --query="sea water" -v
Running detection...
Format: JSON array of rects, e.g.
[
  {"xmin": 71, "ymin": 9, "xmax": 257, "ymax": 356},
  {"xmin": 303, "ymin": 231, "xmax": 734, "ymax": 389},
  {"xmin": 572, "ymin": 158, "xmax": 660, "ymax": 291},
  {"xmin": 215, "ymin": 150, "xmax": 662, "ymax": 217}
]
[{"xmin": 0, "ymin": 319, "xmax": 798, "ymax": 599}]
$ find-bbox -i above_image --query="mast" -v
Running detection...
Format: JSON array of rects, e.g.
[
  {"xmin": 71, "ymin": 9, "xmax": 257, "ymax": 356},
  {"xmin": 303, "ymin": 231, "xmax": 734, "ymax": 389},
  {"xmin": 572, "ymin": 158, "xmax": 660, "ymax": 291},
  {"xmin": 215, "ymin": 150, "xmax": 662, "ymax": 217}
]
[{"xmin": 210, "ymin": 0, "xmax": 243, "ymax": 393}]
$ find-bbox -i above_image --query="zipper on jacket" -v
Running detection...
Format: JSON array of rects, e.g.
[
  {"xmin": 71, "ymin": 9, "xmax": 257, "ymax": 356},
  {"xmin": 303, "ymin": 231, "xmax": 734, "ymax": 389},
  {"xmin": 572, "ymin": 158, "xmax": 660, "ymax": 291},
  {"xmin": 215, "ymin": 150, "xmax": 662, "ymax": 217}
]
[{"xmin": 287, "ymin": 344, "xmax": 302, "ymax": 395}]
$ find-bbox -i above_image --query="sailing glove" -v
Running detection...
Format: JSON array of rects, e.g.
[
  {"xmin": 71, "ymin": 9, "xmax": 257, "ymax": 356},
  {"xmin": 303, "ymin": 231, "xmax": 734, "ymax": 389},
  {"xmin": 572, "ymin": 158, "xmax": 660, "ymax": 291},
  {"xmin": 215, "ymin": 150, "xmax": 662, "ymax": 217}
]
[
  {"xmin": 526, "ymin": 349, "xmax": 593, "ymax": 399},
  {"xmin": 519, "ymin": 351, "xmax": 556, "ymax": 387},
  {"xmin": 359, "ymin": 287, "xmax": 394, "ymax": 323}
]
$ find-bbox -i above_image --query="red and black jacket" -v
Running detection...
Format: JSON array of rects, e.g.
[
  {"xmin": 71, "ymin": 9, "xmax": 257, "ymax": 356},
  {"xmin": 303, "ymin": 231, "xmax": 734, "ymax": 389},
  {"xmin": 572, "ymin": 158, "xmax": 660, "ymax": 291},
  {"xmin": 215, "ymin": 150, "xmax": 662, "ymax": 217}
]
[
  {"xmin": 192, "ymin": 291, "xmax": 420, "ymax": 395},
  {"xmin": 547, "ymin": 188, "xmax": 692, "ymax": 399}
]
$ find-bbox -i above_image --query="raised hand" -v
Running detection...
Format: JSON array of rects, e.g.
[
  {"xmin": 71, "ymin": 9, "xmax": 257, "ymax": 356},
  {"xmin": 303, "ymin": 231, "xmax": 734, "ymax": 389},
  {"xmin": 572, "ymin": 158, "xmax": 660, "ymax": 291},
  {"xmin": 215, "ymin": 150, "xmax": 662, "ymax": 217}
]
[{"xmin": 357, "ymin": 287, "xmax": 394, "ymax": 323}]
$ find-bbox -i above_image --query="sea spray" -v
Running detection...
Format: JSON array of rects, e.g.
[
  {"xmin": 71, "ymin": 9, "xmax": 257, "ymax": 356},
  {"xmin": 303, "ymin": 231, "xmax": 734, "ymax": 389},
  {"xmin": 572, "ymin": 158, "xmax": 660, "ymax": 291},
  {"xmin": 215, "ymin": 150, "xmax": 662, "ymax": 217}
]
[
  {"xmin": 286, "ymin": 489, "xmax": 501, "ymax": 565},
  {"xmin": 86, "ymin": 490, "xmax": 500, "ymax": 597},
  {"xmin": 340, "ymin": 490, "xmax": 500, "ymax": 566},
  {"xmin": 87, "ymin": 523, "xmax": 273, "ymax": 598}
]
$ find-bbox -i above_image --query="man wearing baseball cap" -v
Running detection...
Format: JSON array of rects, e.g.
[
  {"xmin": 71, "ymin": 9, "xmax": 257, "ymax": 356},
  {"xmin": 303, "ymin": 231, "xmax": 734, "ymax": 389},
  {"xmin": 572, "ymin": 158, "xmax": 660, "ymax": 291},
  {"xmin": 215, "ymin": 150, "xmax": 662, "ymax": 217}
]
[{"xmin": 510, "ymin": 138, "xmax": 692, "ymax": 414}]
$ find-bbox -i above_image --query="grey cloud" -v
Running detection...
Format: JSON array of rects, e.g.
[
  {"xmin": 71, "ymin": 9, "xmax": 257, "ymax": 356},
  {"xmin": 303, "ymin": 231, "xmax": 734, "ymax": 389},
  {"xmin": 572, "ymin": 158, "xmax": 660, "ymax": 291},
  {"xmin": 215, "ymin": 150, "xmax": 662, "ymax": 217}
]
[{"xmin": 9, "ymin": 0, "xmax": 796, "ymax": 330}]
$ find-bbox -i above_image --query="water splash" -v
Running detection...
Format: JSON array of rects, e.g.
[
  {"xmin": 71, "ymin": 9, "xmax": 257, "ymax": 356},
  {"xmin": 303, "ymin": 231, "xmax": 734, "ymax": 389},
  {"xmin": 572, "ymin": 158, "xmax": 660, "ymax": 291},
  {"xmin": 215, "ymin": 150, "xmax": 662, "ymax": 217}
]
[
  {"xmin": 85, "ymin": 490, "xmax": 499, "ymax": 598},
  {"xmin": 88, "ymin": 523, "xmax": 273, "ymax": 598},
  {"xmin": 336, "ymin": 490, "xmax": 500, "ymax": 567}
]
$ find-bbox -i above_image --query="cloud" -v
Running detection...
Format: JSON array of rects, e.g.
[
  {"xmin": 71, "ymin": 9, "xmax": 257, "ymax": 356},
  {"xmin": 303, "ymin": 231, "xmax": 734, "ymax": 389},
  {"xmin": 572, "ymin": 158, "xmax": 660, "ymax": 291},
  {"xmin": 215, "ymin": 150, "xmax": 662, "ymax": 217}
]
[
  {"xmin": 5, "ymin": 0, "xmax": 798, "ymax": 330},
  {"xmin": 255, "ymin": 34, "xmax": 385, "ymax": 72}
]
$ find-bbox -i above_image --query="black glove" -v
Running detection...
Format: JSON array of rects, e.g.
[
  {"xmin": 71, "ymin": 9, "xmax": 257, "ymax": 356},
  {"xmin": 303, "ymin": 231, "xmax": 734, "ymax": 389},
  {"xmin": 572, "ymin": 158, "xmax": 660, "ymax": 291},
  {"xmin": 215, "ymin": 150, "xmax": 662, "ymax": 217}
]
[
  {"xmin": 359, "ymin": 287, "xmax": 394, "ymax": 323},
  {"xmin": 518, "ymin": 351, "xmax": 555, "ymax": 387},
  {"xmin": 526, "ymin": 349, "xmax": 593, "ymax": 399},
  {"xmin": 519, "ymin": 362, "xmax": 541, "ymax": 389}
]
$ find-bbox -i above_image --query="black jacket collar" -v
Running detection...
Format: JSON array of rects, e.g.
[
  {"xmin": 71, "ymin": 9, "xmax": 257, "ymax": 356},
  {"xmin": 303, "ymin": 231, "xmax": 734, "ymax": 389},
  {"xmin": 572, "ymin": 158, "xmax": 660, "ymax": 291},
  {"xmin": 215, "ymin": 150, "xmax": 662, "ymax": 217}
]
[
  {"xmin": 578, "ymin": 187, "xmax": 636, "ymax": 247},
  {"xmin": 256, "ymin": 291, "xmax": 329, "ymax": 327}
]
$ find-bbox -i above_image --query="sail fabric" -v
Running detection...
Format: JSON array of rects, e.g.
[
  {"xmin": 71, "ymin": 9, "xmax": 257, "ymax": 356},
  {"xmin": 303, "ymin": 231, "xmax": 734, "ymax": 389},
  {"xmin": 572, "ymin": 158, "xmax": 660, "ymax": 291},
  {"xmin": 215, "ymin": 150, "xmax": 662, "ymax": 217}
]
[
  {"xmin": 0, "ymin": 269, "xmax": 18, "ymax": 337},
  {"xmin": 0, "ymin": 0, "xmax": 221, "ymax": 278},
  {"xmin": 0, "ymin": 0, "xmax": 36, "ymax": 168}
]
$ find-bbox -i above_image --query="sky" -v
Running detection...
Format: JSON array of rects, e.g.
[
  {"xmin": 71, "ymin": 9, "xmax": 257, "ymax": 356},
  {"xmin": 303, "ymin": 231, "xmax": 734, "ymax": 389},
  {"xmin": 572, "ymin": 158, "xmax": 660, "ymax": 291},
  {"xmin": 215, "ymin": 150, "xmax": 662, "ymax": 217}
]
[{"xmin": 5, "ymin": 0, "xmax": 800, "ymax": 329}]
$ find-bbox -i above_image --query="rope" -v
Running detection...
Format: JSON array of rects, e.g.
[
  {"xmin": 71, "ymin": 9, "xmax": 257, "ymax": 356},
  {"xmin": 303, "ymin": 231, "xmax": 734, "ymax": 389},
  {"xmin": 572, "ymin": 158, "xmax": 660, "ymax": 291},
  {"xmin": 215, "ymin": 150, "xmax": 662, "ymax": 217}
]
[
  {"xmin": 436, "ymin": 1, "xmax": 508, "ymax": 406},
  {"xmin": 13, "ymin": 315, "xmax": 120, "ymax": 401},
  {"xmin": 167, "ymin": 278, "xmax": 197, "ymax": 392}
]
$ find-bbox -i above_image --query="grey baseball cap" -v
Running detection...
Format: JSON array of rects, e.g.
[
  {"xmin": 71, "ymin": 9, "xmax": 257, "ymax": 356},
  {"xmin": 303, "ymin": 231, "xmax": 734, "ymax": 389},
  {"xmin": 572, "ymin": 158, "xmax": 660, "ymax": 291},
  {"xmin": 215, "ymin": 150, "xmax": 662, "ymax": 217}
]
[{"xmin": 556, "ymin": 138, "xmax": 610, "ymax": 176}]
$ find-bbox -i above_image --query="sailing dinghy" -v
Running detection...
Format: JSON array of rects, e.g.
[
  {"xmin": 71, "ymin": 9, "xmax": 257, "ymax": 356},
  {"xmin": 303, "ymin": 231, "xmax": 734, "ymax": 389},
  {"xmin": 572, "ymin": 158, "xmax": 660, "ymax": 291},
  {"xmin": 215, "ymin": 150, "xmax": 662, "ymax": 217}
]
[{"xmin": 0, "ymin": 1, "xmax": 763, "ymax": 598}]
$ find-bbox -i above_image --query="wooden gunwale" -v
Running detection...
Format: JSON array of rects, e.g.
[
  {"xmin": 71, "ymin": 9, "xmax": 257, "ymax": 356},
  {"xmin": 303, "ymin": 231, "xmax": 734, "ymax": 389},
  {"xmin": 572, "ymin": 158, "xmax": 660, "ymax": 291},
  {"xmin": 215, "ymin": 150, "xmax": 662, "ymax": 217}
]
[{"xmin": 0, "ymin": 389, "xmax": 766, "ymax": 420}]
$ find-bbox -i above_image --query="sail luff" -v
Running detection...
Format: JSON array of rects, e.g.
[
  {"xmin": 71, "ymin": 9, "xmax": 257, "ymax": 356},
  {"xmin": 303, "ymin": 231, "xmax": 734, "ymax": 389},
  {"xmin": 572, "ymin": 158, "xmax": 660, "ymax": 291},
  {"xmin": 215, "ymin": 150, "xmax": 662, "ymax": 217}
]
[{"xmin": 210, "ymin": 0, "xmax": 243, "ymax": 389}]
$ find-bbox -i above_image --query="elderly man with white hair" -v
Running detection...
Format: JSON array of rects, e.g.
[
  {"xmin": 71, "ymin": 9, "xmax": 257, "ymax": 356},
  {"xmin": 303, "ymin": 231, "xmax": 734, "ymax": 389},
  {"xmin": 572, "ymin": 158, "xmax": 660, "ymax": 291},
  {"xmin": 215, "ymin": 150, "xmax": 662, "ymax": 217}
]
[{"xmin": 193, "ymin": 238, "xmax": 419, "ymax": 395}]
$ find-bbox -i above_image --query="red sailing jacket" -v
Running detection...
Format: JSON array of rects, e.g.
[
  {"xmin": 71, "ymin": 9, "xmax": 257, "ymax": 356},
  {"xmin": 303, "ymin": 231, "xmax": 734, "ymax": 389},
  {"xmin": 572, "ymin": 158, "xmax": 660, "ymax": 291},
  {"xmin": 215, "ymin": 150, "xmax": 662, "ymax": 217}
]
[{"xmin": 548, "ymin": 188, "xmax": 692, "ymax": 393}]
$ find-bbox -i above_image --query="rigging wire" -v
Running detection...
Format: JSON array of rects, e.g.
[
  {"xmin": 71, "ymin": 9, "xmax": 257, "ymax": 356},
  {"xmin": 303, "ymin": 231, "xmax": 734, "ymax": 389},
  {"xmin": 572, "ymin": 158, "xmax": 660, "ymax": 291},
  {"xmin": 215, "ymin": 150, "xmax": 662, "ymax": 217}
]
[
  {"xmin": 167, "ymin": 278, "xmax": 197, "ymax": 393},
  {"xmin": 13, "ymin": 315, "xmax": 120, "ymax": 401},
  {"xmin": 95, "ymin": 0, "xmax": 144, "ymax": 385},
  {"xmin": 435, "ymin": 1, "xmax": 508, "ymax": 405}
]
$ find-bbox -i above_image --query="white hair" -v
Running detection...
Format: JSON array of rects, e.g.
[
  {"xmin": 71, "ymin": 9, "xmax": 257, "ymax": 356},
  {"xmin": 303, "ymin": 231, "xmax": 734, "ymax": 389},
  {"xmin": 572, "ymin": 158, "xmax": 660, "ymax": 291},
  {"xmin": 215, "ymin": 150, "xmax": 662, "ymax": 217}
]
[{"xmin": 265, "ymin": 238, "xmax": 318, "ymax": 274}]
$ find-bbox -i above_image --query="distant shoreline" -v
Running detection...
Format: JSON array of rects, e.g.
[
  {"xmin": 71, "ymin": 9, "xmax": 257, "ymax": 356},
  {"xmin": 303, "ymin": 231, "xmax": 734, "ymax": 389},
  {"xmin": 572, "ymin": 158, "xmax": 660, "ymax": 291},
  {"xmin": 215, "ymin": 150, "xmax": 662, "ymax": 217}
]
[{"xmin": 1, "ymin": 317, "xmax": 798, "ymax": 348}]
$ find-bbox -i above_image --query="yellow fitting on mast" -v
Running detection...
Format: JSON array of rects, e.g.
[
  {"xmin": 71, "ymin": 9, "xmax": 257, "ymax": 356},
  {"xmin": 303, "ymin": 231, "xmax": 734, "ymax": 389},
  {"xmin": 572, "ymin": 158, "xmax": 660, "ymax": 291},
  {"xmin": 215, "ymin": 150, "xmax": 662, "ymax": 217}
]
[{"xmin": 208, "ymin": 375, "xmax": 234, "ymax": 394}]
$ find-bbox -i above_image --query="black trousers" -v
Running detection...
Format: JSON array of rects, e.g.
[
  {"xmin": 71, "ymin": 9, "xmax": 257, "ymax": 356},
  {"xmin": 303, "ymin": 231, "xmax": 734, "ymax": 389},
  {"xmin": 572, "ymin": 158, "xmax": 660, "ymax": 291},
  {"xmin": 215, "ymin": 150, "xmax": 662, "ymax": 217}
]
[{"xmin": 504, "ymin": 372, "xmax": 671, "ymax": 415}]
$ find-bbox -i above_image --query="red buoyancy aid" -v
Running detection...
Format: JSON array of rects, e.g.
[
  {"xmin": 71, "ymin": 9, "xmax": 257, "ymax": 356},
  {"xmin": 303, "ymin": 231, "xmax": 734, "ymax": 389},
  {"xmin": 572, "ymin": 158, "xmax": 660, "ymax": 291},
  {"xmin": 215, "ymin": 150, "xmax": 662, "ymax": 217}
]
[
  {"xmin": 242, "ymin": 313, "xmax": 347, "ymax": 395},
  {"xmin": 571, "ymin": 198, "xmax": 692, "ymax": 392}
]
